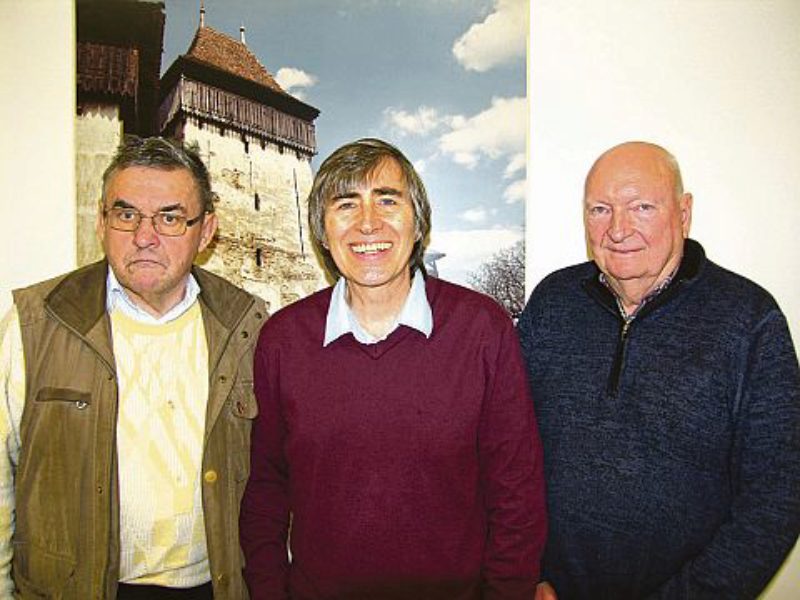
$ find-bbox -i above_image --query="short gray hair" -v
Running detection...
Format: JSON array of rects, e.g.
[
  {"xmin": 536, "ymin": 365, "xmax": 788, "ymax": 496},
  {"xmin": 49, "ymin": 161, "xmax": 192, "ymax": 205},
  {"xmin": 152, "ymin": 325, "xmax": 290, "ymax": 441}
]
[{"xmin": 102, "ymin": 136, "xmax": 215, "ymax": 212}]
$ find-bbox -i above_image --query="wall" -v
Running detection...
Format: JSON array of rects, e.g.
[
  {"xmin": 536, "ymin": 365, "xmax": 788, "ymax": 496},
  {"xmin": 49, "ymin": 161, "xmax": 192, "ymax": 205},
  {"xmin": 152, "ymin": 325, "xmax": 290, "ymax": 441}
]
[
  {"xmin": 0, "ymin": 1, "xmax": 75, "ymax": 314},
  {"xmin": 528, "ymin": 1, "xmax": 800, "ymax": 597},
  {"xmin": 185, "ymin": 122, "xmax": 327, "ymax": 311},
  {"xmin": 75, "ymin": 102, "xmax": 123, "ymax": 265}
]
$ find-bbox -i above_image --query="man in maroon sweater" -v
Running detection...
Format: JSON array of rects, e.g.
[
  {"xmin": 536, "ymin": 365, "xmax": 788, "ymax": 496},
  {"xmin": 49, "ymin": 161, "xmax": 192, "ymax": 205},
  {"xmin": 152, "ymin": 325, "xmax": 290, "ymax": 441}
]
[{"xmin": 240, "ymin": 138, "xmax": 546, "ymax": 599}]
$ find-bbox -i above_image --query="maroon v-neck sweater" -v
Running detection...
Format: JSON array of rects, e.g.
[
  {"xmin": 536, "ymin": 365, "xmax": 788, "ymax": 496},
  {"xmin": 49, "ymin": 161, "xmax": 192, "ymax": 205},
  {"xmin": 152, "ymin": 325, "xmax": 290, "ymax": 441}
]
[{"xmin": 241, "ymin": 276, "xmax": 546, "ymax": 599}]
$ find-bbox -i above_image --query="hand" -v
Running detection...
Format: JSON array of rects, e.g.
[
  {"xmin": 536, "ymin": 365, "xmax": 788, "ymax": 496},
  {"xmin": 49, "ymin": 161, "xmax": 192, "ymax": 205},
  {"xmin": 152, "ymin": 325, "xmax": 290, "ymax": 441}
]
[{"xmin": 535, "ymin": 581, "xmax": 557, "ymax": 600}]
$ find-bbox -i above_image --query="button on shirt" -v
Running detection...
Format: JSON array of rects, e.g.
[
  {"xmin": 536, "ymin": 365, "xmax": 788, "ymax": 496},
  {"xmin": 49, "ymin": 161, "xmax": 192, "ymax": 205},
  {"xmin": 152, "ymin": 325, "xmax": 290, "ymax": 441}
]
[{"xmin": 323, "ymin": 270, "xmax": 433, "ymax": 346}]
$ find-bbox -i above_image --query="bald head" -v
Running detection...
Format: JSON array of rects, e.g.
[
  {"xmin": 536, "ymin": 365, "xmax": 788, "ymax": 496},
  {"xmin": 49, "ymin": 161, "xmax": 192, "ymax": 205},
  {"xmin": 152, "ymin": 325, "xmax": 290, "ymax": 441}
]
[
  {"xmin": 583, "ymin": 141, "xmax": 693, "ymax": 313},
  {"xmin": 585, "ymin": 141, "xmax": 684, "ymax": 201}
]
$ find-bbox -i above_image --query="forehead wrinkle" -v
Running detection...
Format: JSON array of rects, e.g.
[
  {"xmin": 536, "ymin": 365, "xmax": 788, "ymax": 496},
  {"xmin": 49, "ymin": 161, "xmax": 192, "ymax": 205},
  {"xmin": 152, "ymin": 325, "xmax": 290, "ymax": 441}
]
[{"xmin": 106, "ymin": 167, "xmax": 203, "ymax": 213}]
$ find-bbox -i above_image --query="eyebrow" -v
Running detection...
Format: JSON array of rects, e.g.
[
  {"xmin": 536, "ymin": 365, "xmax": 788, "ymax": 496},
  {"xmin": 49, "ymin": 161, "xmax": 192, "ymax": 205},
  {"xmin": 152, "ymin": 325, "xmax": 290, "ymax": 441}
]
[
  {"xmin": 330, "ymin": 186, "xmax": 403, "ymax": 199},
  {"xmin": 109, "ymin": 199, "xmax": 186, "ymax": 213},
  {"xmin": 330, "ymin": 192, "xmax": 359, "ymax": 201},
  {"xmin": 372, "ymin": 186, "xmax": 403, "ymax": 196}
]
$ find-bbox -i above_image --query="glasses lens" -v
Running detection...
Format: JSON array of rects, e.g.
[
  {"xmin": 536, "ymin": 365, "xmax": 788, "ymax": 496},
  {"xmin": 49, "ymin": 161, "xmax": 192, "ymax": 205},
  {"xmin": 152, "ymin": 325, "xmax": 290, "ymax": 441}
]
[
  {"xmin": 154, "ymin": 213, "xmax": 186, "ymax": 236},
  {"xmin": 109, "ymin": 208, "xmax": 140, "ymax": 232}
]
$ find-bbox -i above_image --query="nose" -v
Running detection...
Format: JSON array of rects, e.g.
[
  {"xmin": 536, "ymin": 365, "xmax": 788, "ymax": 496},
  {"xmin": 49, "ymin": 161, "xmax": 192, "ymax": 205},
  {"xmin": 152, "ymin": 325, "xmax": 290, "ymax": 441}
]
[
  {"xmin": 358, "ymin": 202, "xmax": 380, "ymax": 235},
  {"xmin": 132, "ymin": 215, "xmax": 160, "ymax": 248},
  {"xmin": 607, "ymin": 208, "xmax": 631, "ymax": 242}
]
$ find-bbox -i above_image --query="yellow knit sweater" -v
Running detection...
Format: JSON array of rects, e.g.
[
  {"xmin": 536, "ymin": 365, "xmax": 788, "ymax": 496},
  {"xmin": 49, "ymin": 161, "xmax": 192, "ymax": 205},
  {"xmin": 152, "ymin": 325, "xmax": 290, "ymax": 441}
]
[{"xmin": 111, "ymin": 303, "xmax": 210, "ymax": 586}]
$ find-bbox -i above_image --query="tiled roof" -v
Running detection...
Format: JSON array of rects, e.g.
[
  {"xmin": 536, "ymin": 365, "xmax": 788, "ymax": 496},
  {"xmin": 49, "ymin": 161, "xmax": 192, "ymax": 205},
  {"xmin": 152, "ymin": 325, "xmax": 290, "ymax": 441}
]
[{"xmin": 185, "ymin": 26, "xmax": 284, "ymax": 93}]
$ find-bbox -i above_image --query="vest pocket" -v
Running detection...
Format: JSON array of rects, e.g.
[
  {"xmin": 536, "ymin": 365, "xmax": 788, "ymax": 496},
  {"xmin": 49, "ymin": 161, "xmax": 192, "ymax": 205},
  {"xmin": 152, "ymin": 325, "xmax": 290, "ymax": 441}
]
[
  {"xmin": 12, "ymin": 541, "xmax": 76, "ymax": 598},
  {"xmin": 35, "ymin": 387, "xmax": 91, "ymax": 410}
]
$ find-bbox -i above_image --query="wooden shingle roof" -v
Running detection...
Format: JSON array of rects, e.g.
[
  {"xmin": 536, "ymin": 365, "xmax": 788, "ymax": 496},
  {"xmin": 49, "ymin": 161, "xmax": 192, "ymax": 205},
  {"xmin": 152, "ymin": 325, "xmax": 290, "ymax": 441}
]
[{"xmin": 185, "ymin": 26, "xmax": 284, "ymax": 93}]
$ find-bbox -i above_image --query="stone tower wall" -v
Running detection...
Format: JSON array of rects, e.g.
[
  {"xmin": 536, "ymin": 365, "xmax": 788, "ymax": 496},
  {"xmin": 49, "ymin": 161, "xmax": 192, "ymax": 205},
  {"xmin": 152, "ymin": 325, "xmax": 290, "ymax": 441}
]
[
  {"xmin": 184, "ymin": 120, "xmax": 328, "ymax": 312},
  {"xmin": 75, "ymin": 103, "xmax": 123, "ymax": 266}
]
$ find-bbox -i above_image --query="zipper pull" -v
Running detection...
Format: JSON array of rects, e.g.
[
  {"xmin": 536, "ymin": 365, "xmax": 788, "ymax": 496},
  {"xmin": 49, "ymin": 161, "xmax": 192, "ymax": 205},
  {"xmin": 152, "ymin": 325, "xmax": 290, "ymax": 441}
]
[{"xmin": 621, "ymin": 319, "xmax": 631, "ymax": 338}]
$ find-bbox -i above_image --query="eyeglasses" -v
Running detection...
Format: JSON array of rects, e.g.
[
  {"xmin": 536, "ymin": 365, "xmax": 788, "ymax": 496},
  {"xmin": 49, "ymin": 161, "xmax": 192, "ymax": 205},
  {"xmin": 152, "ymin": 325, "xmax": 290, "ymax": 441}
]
[{"xmin": 103, "ymin": 207, "xmax": 205, "ymax": 237}]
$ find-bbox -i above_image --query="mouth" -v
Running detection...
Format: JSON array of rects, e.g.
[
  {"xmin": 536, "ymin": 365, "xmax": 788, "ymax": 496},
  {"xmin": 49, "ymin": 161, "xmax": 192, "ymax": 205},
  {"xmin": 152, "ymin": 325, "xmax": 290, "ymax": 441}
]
[
  {"xmin": 350, "ymin": 242, "xmax": 392, "ymax": 255},
  {"xmin": 607, "ymin": 246, "xmax": 644, "ymax": 255},
  {"xmin": 127, "ymin": 258, "xmax": 164, "ymax": 269}
]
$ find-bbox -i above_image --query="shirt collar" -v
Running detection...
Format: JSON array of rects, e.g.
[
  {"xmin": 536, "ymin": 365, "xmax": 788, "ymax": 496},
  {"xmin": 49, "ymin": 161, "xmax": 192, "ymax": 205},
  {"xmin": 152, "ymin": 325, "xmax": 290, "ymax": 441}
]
[
  {"xmin": 106, "ymin": 267, "xmax": 201, "ymax": 325},
  {"xmin": 323, "ymin": 269, "xmax": 433, "ymax": 347},
  {"xmin": 599, "ymin": 268, "xmax": 676, "ymax": 321}
]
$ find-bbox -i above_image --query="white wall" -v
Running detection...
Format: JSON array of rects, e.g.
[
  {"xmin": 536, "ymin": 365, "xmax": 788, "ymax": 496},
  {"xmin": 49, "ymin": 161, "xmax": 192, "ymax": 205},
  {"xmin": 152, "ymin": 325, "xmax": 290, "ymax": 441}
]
[
  {"xmin": 528, "ymin": 1, "xmax": 800, "ymax": 597},
  {"xmin": 0, "ymin": 1, "xmax": 75, "ymax": 314}
]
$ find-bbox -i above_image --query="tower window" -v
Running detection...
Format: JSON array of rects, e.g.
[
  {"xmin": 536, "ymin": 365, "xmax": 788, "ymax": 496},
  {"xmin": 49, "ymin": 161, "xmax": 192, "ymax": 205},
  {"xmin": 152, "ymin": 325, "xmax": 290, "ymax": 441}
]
[
  {"xmin": 254, "ymin": 192, "xmax": 260, "ymax": 211},
  {"xmin": 255, "ymin": 248, "xmax": 262, "ymax": 267}
]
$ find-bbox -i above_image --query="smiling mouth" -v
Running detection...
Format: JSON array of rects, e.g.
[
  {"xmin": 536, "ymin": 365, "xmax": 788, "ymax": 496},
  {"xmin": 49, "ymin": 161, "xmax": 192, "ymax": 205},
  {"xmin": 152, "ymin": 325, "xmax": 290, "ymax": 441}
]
[
  {"xmin": 351, "ymin": 242, "xmax": 392, "ymax": 254},
  {"xmin": 607, "ymin": 246, "xmax": 644, "ymax": 254}
]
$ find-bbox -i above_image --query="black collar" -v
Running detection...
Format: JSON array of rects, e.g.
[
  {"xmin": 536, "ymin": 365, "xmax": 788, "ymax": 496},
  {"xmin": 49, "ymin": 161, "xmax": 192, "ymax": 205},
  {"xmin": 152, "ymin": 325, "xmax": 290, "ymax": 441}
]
[{"xmin": 582, "ymin": 238, "xmax": 705, "ymax": 319}]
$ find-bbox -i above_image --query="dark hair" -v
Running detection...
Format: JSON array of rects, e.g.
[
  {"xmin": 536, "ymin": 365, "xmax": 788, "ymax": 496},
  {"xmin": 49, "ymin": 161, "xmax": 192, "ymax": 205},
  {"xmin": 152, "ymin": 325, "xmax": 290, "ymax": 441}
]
[
  {"xmin": 101, "ymin": 136, "xmax": 215, "ymax": 213},
  {"xmin": 307, "ymin": 138, "xmax": 431, "ymax": 279}
]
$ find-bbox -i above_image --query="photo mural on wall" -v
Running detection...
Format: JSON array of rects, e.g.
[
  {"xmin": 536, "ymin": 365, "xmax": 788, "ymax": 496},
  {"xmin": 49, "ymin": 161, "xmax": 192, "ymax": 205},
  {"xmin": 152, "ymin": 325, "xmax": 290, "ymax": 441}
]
[{"xmin": 75, "ymin": 0, "xmax": 528, "ymax": 317}]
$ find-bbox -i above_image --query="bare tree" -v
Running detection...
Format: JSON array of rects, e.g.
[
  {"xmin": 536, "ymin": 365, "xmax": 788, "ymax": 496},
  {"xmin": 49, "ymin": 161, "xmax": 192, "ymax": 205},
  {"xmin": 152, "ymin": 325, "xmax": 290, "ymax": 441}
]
[{"xmin": 468, "ymin": 240, "xmax": 525, "ymax": 320}]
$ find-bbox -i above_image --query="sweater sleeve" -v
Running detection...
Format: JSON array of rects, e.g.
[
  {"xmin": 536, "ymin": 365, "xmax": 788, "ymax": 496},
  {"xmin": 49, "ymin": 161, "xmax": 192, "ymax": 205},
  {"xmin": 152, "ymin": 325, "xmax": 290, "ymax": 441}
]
[
  {"xmin": 239, "ymin": 330, "xmax": 291, "ymax": 600},
  {"xmin": 650, "ymin": 309, "xmax": 800, "ymax": 599},
  {"xmin": 479, "ymin": 317, "xmax": 547, "ymax": 599},
  {"xmin": 0, "ymin": 307, "xmax": 24, "ymax": 598}
]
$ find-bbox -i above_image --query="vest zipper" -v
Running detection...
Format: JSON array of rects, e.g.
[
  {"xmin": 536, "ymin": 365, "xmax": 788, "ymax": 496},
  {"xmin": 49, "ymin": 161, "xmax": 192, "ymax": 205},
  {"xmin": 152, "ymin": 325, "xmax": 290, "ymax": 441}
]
[{"xmin": 607, "ymin": 317, "xmax": 632, "ymax": 397}]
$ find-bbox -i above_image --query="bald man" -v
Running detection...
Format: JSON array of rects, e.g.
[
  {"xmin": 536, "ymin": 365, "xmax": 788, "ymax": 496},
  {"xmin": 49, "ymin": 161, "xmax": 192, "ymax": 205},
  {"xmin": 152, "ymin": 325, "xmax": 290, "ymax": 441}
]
[{"xmin": 518, "ymin": 142, "xmax": 800, "ymax": 599}]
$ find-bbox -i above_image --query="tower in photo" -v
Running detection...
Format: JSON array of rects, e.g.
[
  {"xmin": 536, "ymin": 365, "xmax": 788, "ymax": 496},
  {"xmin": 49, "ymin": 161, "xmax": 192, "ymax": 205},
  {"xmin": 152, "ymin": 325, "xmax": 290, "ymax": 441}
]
[{"xmin": 159, "ymin": 12, "xmax": 326, "ymax": 310}]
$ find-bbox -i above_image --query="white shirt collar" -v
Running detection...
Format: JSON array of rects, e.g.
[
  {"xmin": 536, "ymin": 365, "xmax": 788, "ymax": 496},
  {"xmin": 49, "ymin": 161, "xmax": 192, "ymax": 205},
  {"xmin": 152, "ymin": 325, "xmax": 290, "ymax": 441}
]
[
  {"xmin": 323, "ymin": 269, "xmax": 433, "ymax": 347},
  {"xmin": 106, "ymin": 267, "xmax": 201, "ymax": 325}
]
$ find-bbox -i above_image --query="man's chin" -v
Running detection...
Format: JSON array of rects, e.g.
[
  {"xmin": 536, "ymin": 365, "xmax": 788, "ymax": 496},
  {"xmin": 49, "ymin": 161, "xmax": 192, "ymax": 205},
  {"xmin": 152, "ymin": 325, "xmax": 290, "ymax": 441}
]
[
  {"xmin": 605, "ymin": 268, "xmax": 647, "ymax": 283},
  {"xmin": 120, "ymin": 274, "xmax": 167, "ymax": 296}
]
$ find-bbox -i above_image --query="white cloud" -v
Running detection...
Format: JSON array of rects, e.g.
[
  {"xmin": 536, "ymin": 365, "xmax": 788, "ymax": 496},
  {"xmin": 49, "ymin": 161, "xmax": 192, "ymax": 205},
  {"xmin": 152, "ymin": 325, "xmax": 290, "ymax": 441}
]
[
  {"xmin": 413, "ymin": 158, "xmax": 427, "ymax": 174},
  {"xmin": 503, "ymin": 179, "xmax": 526, "ymax": 204},
  {"xmin": 428, "ymin": 227, "xmax": 523, "ymax": 286},
  {"xmin": 275, "ymin": 67, "xmax": 317, "ymax": 94},
  {"xmin": 438, "ymin": 96, "xmax": 527, "ymax": 169},
  {"xmin": 460, "ymin": 207, "xmax": 489, "ymax": 223},
  {"xmin": 504, "ymin": 153, "xmax": 526, "ymax": 178},
  {"xmin": 383, "ymin": 106, "xmax": 443, "ymax": 137},
  {"xmin": 452, "ymin": 0, "xmax": 528, "ymax": 72}
]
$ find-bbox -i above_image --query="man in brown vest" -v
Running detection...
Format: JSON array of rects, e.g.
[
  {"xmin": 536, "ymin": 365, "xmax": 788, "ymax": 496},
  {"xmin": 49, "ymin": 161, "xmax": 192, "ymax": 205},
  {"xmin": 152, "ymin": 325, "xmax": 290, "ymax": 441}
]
[{"xmin": 0, "ymin": 136, "xmax": 266, "ymax": 599}]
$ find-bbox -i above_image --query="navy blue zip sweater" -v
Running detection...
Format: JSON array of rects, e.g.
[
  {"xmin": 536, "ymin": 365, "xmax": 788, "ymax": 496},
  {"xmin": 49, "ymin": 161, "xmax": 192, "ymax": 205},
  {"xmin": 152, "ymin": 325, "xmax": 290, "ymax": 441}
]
[{"xmin": 517, "ymin": 239, "xmax": 800, "ymax": 599}]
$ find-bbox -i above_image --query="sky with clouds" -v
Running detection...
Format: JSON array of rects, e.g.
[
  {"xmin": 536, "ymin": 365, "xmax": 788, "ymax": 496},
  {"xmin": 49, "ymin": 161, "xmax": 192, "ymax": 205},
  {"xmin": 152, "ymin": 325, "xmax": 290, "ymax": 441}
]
[{"xmin": 162, "ymin": 0, "xmax": 528, "ymax": 285}]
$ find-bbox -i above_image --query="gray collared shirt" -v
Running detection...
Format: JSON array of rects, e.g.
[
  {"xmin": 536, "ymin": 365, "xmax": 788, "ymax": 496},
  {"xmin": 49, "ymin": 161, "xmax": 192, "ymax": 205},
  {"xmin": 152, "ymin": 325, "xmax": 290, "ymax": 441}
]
[{"xmin": 323, "ymin": 270, "xmax": 433, "ymax": 347}]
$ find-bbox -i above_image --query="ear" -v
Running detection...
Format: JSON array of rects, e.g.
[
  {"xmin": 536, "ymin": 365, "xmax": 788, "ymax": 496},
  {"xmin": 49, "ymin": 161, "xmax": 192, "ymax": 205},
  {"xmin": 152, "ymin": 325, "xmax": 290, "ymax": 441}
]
[
  {"xmin": 679, "ymin": 192, "xmax": 693, "ymax": 237},
  {"xmin": 198, "ymin": 212, "xmax": 218, "ymax": 253}
]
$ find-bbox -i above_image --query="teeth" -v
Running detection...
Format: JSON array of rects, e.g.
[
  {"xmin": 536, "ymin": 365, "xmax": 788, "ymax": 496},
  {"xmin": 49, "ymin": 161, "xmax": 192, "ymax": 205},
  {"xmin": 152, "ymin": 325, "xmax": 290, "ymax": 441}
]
[{"xmin": 352, "ymin": 242, "xmax": 392, "ymax": 254}]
